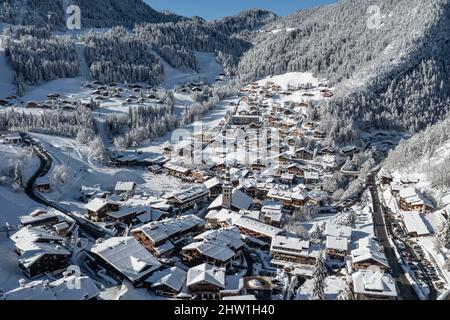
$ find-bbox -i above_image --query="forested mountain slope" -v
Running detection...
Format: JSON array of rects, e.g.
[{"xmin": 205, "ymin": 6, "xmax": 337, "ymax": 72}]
[
  {"xmin": 384, "ymin": 114, "xmax": 450, "ymax": 189},
  {"xmin": 3, "ymin": 0, "xmax": 450, "ymax": 143},
  {"xmin": 238, "ymin": 0, "xmax": 450, "ymax": 135},
  {"xmin": 1, "ymin": 2, "xmax": 275, "ymax": 91},
  {"xmin": 0, "ymin": 0, "xmax": 183, "ymax": 28},
  {"xmin": 207, "ymin": 9, "xmax": 278, "ymax": 38}
]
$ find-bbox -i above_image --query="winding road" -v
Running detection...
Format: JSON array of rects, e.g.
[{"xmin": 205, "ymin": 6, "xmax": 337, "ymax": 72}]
[{"xmin": 22, "ymin": 134, "xmax": 105, "ymax": 240}]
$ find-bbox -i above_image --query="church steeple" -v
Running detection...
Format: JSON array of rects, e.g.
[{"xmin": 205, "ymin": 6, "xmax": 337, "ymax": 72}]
[{"xmin": 223, "ymin": 165, "xmax": 232, "ymax": 210}]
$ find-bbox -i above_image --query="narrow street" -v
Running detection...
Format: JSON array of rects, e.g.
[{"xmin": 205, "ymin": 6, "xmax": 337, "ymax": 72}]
[{"xmin": 368, "ymin": 175, "xmax": 418, "ymax": 300}]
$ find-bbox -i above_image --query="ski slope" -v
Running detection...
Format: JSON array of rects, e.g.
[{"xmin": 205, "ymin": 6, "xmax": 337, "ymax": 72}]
[{"xmin": 161, "ymin": 51, "xmax": 224, "ymax": 89}]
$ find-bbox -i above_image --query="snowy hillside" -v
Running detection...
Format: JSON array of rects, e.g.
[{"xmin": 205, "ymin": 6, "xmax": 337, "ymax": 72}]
[
  {"xmin": 0, "ymin": 143, "xmax": 41, "ymax": 225},
  {"xmin": 238, "ymin": 0, "xmax": 450, "ymax": 135},
  {"xmin": 384, "ymin": 115, "xmax": 450, "ymax": 193}
]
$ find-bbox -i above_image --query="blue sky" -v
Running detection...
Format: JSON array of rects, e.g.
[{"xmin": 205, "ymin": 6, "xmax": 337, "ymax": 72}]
[{"xmin": 144, "ymin": 0, "xmax": 337, "ymax": 20}]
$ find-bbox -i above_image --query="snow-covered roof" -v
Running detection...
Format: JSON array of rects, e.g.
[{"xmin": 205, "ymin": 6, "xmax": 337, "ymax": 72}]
[
  {"xmin": 203, "ymin": 177, "xmax": 222, "ymax": 189},
  {"xmin": 304, "ymin": 171, "xmax": 319, "ymax": 180},
  {"xmin": 49, "ymin": 275, "xmax": 100, "ymax": 300},
  {"xmin": 222, "ymin": 295, "xmax": 256, "ymax": 300},
  {"xmin": 164, "ymin": 162, "xmax": 190, "ymax": 174},
  {"xmin": 324, "ymin": 223, "xmax": 352, "ymax": 239},
  {"xmin": 18, "ymin": 213, "xmax": 58, "ymax": 226},
  {"xmin": 222, "ymin": 275, "xmax": 244, "ymax": 293},
  {"xmin": 208, "ymin": 188, "xmax": 253, "ymax": 211},
  {"xmin": 233, "ymin": 216, "xmax": 284, "ymax": 238},
  {"xmin": 271, "ymin": 235, "xmax": 318, "ymax": 258},
  {"xmin": 205, "ymin": 209, "xmax": 242, "ymax": 225},
  {"xmin": 266, "ymin": 188, "xmax": 293, "ymax": 201},
  {"xmin": 3, "ymin": 281, "xmax": 56, "ymax": 300},
  {"xmin": 132, "ymin": 215, "xmax": 205, "ymax": 244},
  {"xmin": 169, "ymin": 186, "xmax": 208, "ymax": 203},
  {"xmin": 11, "ymin": 226, "xmax": 64, "ymax": 248},
  {"xmin": 326, "ymin": 236, "xmax": 348, "ymax": 252},
  {"xmin": 378, "ymin": 169, "xmax": 392, "ymax": 179},
  {"xmin": 117, "ymin": 154, "xmax": 138, "ymax": 162},
  {"xmin": 90, "ymin": 237, "xmax": 161, "ymax": 282},
  {"xmin": 3, "ymin": 276, "xmax": 100, "ymax": 300},
  {"xmin": 184, "ymin": 227, "xmax": 243, "ymax": 262},
  {"xmin": 154, "ymin": 240, "xmax": 175, "ymax": 256},
  {"xmin": 3, "ymin": 133, "xmax": 22, "ymax": 141},
  {"xmin": 400, "ymin": 211, "xmax": 430, "ymax": 236},
  {"xmin": 280, "ymin": 173, "xmax": 294, "ymax": 180},
  {"xmin": 187, "ymin": 263, "xmax": 226, "ymax": 289},
  {"xmin": 106, "ymin": 205, "xmax": 145, "ymax": 220},
  {"xmin": 114, "ymin": 181, "xmax": 136, "ymax": 192},
  {"xmin": 351, "ymin": 237, "xmax": 388, "ymax": 267},
  {"xmin": 295, "ymin": 147, "xmax": 314, "ymax": 154},
  {"xmin": 239, "ymin": 209, "xmax": 262, "ymax": 221},
  {"xmin": 84, "ymin": 197, "xmax": 108, "ymax": 212},
  {"xmin": 146, "ymin": 266, "xmax": 187, "ymax": 292},
  {"xmin": 10, "ymin": 227, "xmax": 69, "ymax": 263},
  {"xmin": 193, "ymin": 227, "xmax": 244, "ymax": 250},
  {"xmin": 183, "ymin": 241, "xmax": 236, "ymax": 263},
  {"xmin": 399, "ymin": 187, "xmax": 433, "ymax": 208},
  {"xmin": 352, "ymin": 270, "xmax": 397, "ymax": 298},
  {"xmin": 261, "ymin": 204, "xmax": 283, "ymax": 222}
]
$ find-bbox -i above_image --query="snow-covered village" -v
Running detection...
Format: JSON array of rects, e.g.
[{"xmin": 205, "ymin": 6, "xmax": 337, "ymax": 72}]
[{"xmin": 1, "ymin": 0, "xmax": 450, "ymax": 303}]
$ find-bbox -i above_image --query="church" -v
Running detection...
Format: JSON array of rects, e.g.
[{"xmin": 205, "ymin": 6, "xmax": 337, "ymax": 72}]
[{"xmin": 208, "ymin": 167, "xmax": 253, "ymax": 212}]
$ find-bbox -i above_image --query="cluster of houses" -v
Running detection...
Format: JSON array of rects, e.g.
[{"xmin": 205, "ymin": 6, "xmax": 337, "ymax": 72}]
[
  {"xmin": 0, "ymin": 132, "xmax": 22, "ymax": 144},
  {"xmin": 10, "ymin": 80, "xmax": 183, "ymax": 114},
  {"xmin": 2, "ymin": 274, "xmax": 100, "ymax": 300},
  {"xmin": 266, "ymin": 218, "xmax": 397, "ymax": 299},
  {"xmin": 2, "ymin": 77, "xmax": 404, "ymax": 300},
  {"xmin": 379, "ymin": 169, "xmax": 433, "ymax": 237},
  {"xmin": 8, "ymin": 209, "xmax": 76, "ymax": 279}
]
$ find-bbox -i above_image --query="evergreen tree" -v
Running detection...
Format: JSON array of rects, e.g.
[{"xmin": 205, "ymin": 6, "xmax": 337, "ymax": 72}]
[
  {"xmin": 13, "ymin": 162, "xmax": 24, "ymax": 190},
  {"xmin": 311, "ymin": 252, "xmax": 327, "ymax": 300},
  {"xmin": 311, "ymin": 224, "xmax": 322, "ymax": 244},
  {"xmin": 337, "ymin": 287, "xmax": 354, "ymax": 301},
  {"xmin": 438, "ymin": 221, "xmax": 450, "ymax": 249}
]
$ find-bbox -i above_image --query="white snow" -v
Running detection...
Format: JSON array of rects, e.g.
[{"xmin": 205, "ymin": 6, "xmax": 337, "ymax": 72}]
[
  {"xmin": 270, "ymin": 28, "xmax": 297, "ymax": 34},
  {"xmin": 160, "ymin": 51, "xmax": 224, "ymax": 89},
  {"xmin": 0, "ymin": 236, "xmax": 24, "ymax": 293},
  {"xmin": 0, "ymin": 144, "xmax": 41, "ymax": 225},
  {"xmin": 29, "ymin": 133, "xmax": 187, "ymax": 208},
  {"xmin": 257, "ymin": 72, "xmax": 320, "ymax": 90},
  {"xmin": 296, "ymin": 276, "xmax": 348, "ymax": 300}
]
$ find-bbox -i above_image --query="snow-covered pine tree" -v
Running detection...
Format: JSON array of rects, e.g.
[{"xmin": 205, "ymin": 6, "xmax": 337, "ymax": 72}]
[
  {"xmin": 337, "ymin": 286, "xmax": 354, "ymax": 300},
  {"xmin": 311, "ymin": 224, "xmax": 322, "ymax": 244},
  {"xmin": 12, "ymin": 162, "xmax": 24, "ymax": 191},
  {"xmin": 438, "ymin": 221, "xmax": 450, "ymax": 249},
  {"xmin": 311, "ymin": 252, "xmax": 327, "ymax": 300}
]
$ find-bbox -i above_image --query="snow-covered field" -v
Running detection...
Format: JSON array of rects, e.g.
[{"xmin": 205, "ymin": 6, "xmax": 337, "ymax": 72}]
[
  {"xmin": 0, "ymin": 236, "xmax": 24, "ymax": 293},
  {"xmin": 30, "ymin": 133, "xmax": 187, "ymax": 208},
  {"xmin": 4, "ymin": 49, "xmax": 223, "ymax": 106},
  {"xmin": 0, "ymin": 144, "xmax": 41, "ymax": 225},
  {"xmin": 0, "ymin": 145, "xmax": 42, "ymax": 293},
  {"xmin": 161, "ymin": 51, "xmax": 224, "ymax": 89},
  {"xmin": 137, "ymin": 96, "xmax": 237, "ymax": 155},
  {"xmin": 257, "ymin": 72, "xmax": 321, "ymax": 90}
]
